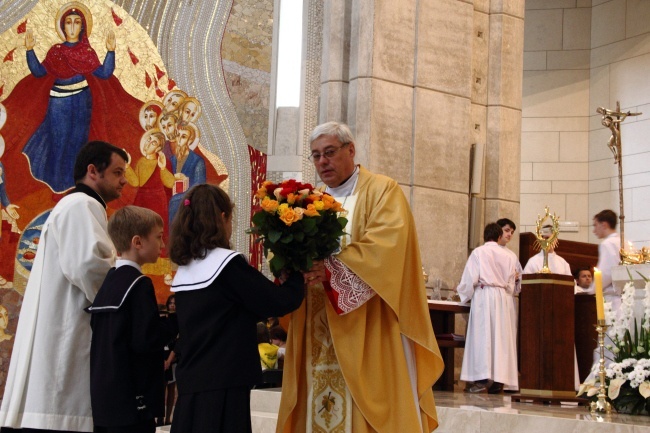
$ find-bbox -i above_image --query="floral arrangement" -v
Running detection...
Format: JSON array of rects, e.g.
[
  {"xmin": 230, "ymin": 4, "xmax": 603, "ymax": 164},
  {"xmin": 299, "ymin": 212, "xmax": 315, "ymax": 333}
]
[
  {"xmin": 248, "ymin": 179, "xmax": 347, "ymax": 277},
  {"xmin": 578, "ymin": 273, "xmax": 650, "ymax": 414}
]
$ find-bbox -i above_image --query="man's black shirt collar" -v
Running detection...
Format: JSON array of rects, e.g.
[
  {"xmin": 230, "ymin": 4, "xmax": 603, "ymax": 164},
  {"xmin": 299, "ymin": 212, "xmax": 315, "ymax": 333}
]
[{"xmin": 69, "ymin": 183, "xmax": 107, "ymax": 209}]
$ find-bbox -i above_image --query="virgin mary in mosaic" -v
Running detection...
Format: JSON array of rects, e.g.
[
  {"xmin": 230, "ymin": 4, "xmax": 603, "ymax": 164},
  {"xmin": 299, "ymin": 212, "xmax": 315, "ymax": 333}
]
[{"xmin": 0, "ymin": 0, "xmax": 227, "ymax": 295}]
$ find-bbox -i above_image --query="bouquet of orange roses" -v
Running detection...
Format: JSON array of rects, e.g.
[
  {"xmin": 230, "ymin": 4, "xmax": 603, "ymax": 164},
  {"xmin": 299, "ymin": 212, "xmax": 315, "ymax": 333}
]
[{"xmin": 248, "ymin": 179, "xmax": 347, "ymax": 277}]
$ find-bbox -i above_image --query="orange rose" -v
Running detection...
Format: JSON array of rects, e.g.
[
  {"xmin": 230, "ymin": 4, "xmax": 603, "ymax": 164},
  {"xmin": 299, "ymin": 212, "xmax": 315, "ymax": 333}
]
[
  {"xmin": 255, "ymin": 186, "xmax": 267, "ymax": 200},
  {"xmin": 313, "ymin": 201, "xmax": 325, "ymax": 211},
  {"xmin": 304, "ymin": 204, "xmax": 320, "ymax": 217},
  {"xmin": 332, "ymin": 201, "xmax": 344, "ymax": 212},
  {"xmin": 260, "ymin": 197, "xmax": 279, "ymax": 213},
  {"xmin": 287, "ymin": 193, "xmax": 298, "ymax": 205},
  {"xmin": 279, "ymin": 208, "xmax": 300, "ymax": 226},
  {"xmin": 321, "ymin": 195, "xmax": 334, "ymax": 210}
]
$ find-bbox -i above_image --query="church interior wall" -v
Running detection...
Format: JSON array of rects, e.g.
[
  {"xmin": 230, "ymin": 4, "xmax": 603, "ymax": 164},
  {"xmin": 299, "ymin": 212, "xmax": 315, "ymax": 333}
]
[{"xmin": 522, "ymin": 0, "xmax": 650, "ymax": 248}]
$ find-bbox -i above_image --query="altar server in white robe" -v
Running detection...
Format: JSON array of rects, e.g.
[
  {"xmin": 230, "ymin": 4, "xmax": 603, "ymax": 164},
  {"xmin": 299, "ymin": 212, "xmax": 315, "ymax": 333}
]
[
  {"xmin": 0, "ymin": 142, "xmax": 128, "ymax": 433},
  {"xmin": 458, "ymin": 222, "xmax": 520, "ymax": 393},
  {"xmin": 593, "ymin": 209, "xmax": 621, "ymax": 312}
]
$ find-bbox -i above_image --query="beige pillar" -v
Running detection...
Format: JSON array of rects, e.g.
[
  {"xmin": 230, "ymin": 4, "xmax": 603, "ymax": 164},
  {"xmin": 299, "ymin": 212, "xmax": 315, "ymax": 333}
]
[{"xmin": 317, "ymin": 0, "xmax": 524, "ymax": 279}]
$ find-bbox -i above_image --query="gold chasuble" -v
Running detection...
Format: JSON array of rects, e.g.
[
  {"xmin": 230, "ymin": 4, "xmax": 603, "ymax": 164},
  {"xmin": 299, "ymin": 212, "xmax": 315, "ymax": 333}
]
[{"xmin": 276, "ymin": 166, "xmax": 444, "ymax": 433}]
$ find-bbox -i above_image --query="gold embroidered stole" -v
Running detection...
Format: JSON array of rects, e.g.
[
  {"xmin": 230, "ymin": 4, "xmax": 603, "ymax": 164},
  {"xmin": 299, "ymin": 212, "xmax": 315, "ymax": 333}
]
[{"xmin": 305, "ymin": 194, "xmax": 357, "ymax": 433}]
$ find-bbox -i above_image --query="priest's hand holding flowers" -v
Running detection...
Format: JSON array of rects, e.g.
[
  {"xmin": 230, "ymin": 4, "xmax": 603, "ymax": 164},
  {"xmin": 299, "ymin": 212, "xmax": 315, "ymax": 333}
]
[{"xmin": 248, "ymin": 179, "xmax": 347, "ymax": 277}]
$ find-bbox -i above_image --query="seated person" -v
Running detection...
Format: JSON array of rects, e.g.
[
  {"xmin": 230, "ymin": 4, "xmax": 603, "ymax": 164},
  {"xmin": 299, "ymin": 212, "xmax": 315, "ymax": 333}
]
[
  {"xmin": 574, "ymin": 267, "xmax": 593, "ymax": 294},
  {"xmin": 257, "ymin": 322, "xmax": 279, "ymax": 370},
  {"xmin": 523, "ymin": 225, "xmax": 571, "ymax": 276},
  {"xmin": 269, "ymin": 325, "xmax": 287, "ymax": 368}
]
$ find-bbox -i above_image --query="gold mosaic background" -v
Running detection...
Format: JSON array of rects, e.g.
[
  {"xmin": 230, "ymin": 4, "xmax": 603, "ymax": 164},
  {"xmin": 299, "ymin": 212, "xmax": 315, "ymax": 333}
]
[{"xmin": 222, "ymin": 0, "xmax": 273, "ymax": 152}]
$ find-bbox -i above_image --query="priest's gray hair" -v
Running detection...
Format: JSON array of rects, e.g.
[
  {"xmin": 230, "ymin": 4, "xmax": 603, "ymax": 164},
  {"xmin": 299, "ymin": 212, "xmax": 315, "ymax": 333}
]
[{"xmin": 310, "ymin": 121, "xmax": 355, "ymax": 145}]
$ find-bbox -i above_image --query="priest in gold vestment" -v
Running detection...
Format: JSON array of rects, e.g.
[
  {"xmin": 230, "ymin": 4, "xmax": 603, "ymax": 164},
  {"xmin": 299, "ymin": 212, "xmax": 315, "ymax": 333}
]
[{"xmin": 276, "ymin": 122, "xmax": 444, "ymax": 433}]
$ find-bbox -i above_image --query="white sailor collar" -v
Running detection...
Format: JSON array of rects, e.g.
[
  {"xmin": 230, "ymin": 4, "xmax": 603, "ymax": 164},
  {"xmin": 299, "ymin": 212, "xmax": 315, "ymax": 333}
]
[{"xmin": 171, "ymin": 248, "xmax": 243, "ymax": 292}]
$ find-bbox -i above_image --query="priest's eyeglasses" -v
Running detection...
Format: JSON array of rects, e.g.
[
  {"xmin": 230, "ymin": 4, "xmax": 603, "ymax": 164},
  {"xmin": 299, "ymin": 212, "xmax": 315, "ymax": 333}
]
[{"xmin": 308, "ymin": 142, "xmax": 350, "ymax": 162}]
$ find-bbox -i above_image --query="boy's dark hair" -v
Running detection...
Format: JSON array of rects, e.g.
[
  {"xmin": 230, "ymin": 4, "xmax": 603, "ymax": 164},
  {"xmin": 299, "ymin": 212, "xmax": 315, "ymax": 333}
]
[
  {"xmin": 108, "ymin": 206, "xmax": 164, "ymax": 254},
  {"xmin": 496, "ymin": 218, "xmax": 516, "ymax": 231},
  {"xmin": 573, "ymin": 266, "xmax": 592, "ymax": 280},
  {"xmin": 257, "ymin": 322, "xmax": 270, "ymax": 344},
  {"xmin": 594, "ymin": 209, "xmax": 617, "ymax": 229},
  {"xmin": 269, "ymin": 326, "xmax": 287, "ymax": 343},
  {"xmin": 73, "ymin": 141, "xmax": 128, "ymax": 182},
  {"xmin": 484, "ymin": 223, "xmax": 503, "ymax": 243},
  {"xmin": 169, "ymin": 184, "xmax": 234, "ymax": 266}
]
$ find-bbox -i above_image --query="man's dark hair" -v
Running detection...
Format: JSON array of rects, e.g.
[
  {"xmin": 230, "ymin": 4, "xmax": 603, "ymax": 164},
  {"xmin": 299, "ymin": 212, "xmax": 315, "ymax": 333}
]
[
  {"xmin": 594, "ymin": 209, "xmax": 617, "ymax": 229},
  {"xmin": 573, "ymin": 266, "xmax": 592, "ymax": 280},
  {"xmin": 496, "ymin": 218, "xmax": 516, "ymax": 231},
  {"xmin": 269, "ymin": 326, "xmax": 287, "ymax": 343},
  {"xmin": 73, "ymin": 141, "xmax": 128, "ymax": 182},
  {"xmin": 484, "ymin": 223, "xmax": 503, "ymax": 243}
]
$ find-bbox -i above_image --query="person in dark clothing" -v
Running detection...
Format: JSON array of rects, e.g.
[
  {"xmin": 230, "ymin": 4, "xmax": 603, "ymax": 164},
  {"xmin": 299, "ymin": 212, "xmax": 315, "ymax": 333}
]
[
  {"xmin": 88, "ymin": 206, "xmax": 172, "ymax": 433},
  {"xmin": 168, "ymin": 184, "xmax": 306, "ymax": 433},
  {"xmin": 162, "ymin": 294, "xmax": 179, "ymax": 425}
]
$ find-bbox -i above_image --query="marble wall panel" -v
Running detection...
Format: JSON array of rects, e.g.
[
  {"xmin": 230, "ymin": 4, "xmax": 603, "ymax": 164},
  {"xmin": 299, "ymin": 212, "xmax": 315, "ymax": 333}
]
[
  {"xmin": 522, "ymin": 116, "xmax": 589, "ymax": 132},
  {"xmin": 563, "ymin": 7, "xmax": 591, "ymax": 50},
  {"xmin": 590, "ymin": 178, "xmax": 611, "ymax": 193},
  {"xmin": 321, "ymin": 0, "xmax": 351, "ymax": 84},
  {"xmin": 623, "ymin": 172, "xmax": 650, "ymax": 189},
  {"xmin": 523, "ymin": 9, "xmax": 563, "ymax": 52},
  {"xmin": 588, "ymin": 158, "xmax": 618, "ymax": 180},
  {"xmin": 525, "ymin": 0, "xmax": 577, "ymax": 9},
  {"xmin": 521, "ymin": 162, "xmax": 533, "ymax": 181},
  {"xmin": 349, "ymin": 0, "xmax": 374, "ymax": 81},
  {"xmin": 590, "ymin": 33, "xmax": 650, "ymax": 69},
  {"xmin": 619, "ymin": 120, "xmax": 650, "ymax": 157},
  {"xmin": 522, "ymin": 70, "xmax": 590, "ymax": 118},
  {"xmin": 521, "ymin": 180, "xmax": 552, "ymax": 194},
  {"xmin": 367, "ymin": 80, "xmax": 413, "ymax": 184},
  {"xmin": 626, "ymin": 0, "xmax": 650, "ymax": 39},
  {"xmin": 520, "ymin": 193, "xmax": 568, "ymax": 225},
  {"xmin": 626, "ymin": 186, "xmax": 650, "ymax": 221},
  {"xmin": 591, "ymin": 0, "xmax": 626, "ymax": 48},
  {"xmin": 414, "ymin": 89, "xmax": 472, "ymax": 193},
  {"xmin": 559, "ymin": 131, "xmax": 589, "ymax": 162},
  {"xmin": 589, "ymin": 128, "xmax": 615, "ymax": 161},
  {"xmin": 472, "ymin": 10, "xmax": 490, "ymax": 105},
  {"xmin": 553, "ymin": 180, "xmax": 589, "ymax": 194},
  {"xmin": 416, "ymin": 0, "xmax": 473, "ymax": 98},
  {"xmin": 346, "ymin": 77, "xmax": 372, "ymax": 167},
  {"xmin": 473, "ymin": 0, "xmax": 490, "ymax": 13},
  {"xmin": 319, "ymin": 81, "xmax": 349, "ymax": 124},
  {"xmin": 626, "ymin": 221, "xmax": 650, "ymax": 244},
  {"xmin": 411, "ymin": 187, "xmax": 469, "ymax": 291},
  {"xmin": 485, "ymin": 106, "xmax": 522, "ymax": 201},
  {"xmin": 609, "ymin": 53, "xmax": 650, "ymax": 109},
  {"xmin": 532, "ymin": 162, "xmax": 588, "ymax": 180},
  {"xmin": 521, "ymin": 131, "xmax": 560, "ymax": 162},
  {"xmin": 547, "ymin": 49, "xmax": 590, "ymax": 70},
  {"xmin": 566, "ymin": 192, "xmax": 589, "ymax": 224},
  {"xmin": 371, "ymin": 0, "xmax": 416, "ymax": 85},
  {"xmin": 524, "ymin": 51, "xmax": 547, "ymax": 71},
  {"xmin": 488, "ymin": 13, "xmax": 524, "ymax": 108},
  {"xmin": 489, "ymin": 0, "xmax": 525, "ymax": 18},
  {"xmin": 273, "ymin": 107, "xmax": 300, "ymax": 156}
]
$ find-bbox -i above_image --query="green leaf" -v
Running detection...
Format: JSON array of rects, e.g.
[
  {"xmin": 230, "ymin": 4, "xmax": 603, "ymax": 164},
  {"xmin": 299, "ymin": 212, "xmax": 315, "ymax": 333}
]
[
  {"xmin": 269, "ymin": 230, "xmax": 282, "ymax": 243},
  {"xmin": 636, "ymin": 270, "xmax": 650, "ymax": 283},
  {"xmin": 281, "ymin": 234, "xmax": 294, "ymax": 244}
]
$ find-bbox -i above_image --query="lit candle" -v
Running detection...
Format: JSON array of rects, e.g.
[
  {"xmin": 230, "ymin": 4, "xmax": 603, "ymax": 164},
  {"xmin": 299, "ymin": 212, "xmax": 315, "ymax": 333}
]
[{"xmin": 594, "ymin": 267, "xmax": 604, "ymax": 321}]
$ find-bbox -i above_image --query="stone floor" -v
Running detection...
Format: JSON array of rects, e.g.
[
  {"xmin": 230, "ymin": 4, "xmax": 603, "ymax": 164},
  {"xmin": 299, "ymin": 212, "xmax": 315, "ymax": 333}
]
[{"xmin": 155, "ymin": 389, "xmax": 650, "ymax": 433}]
